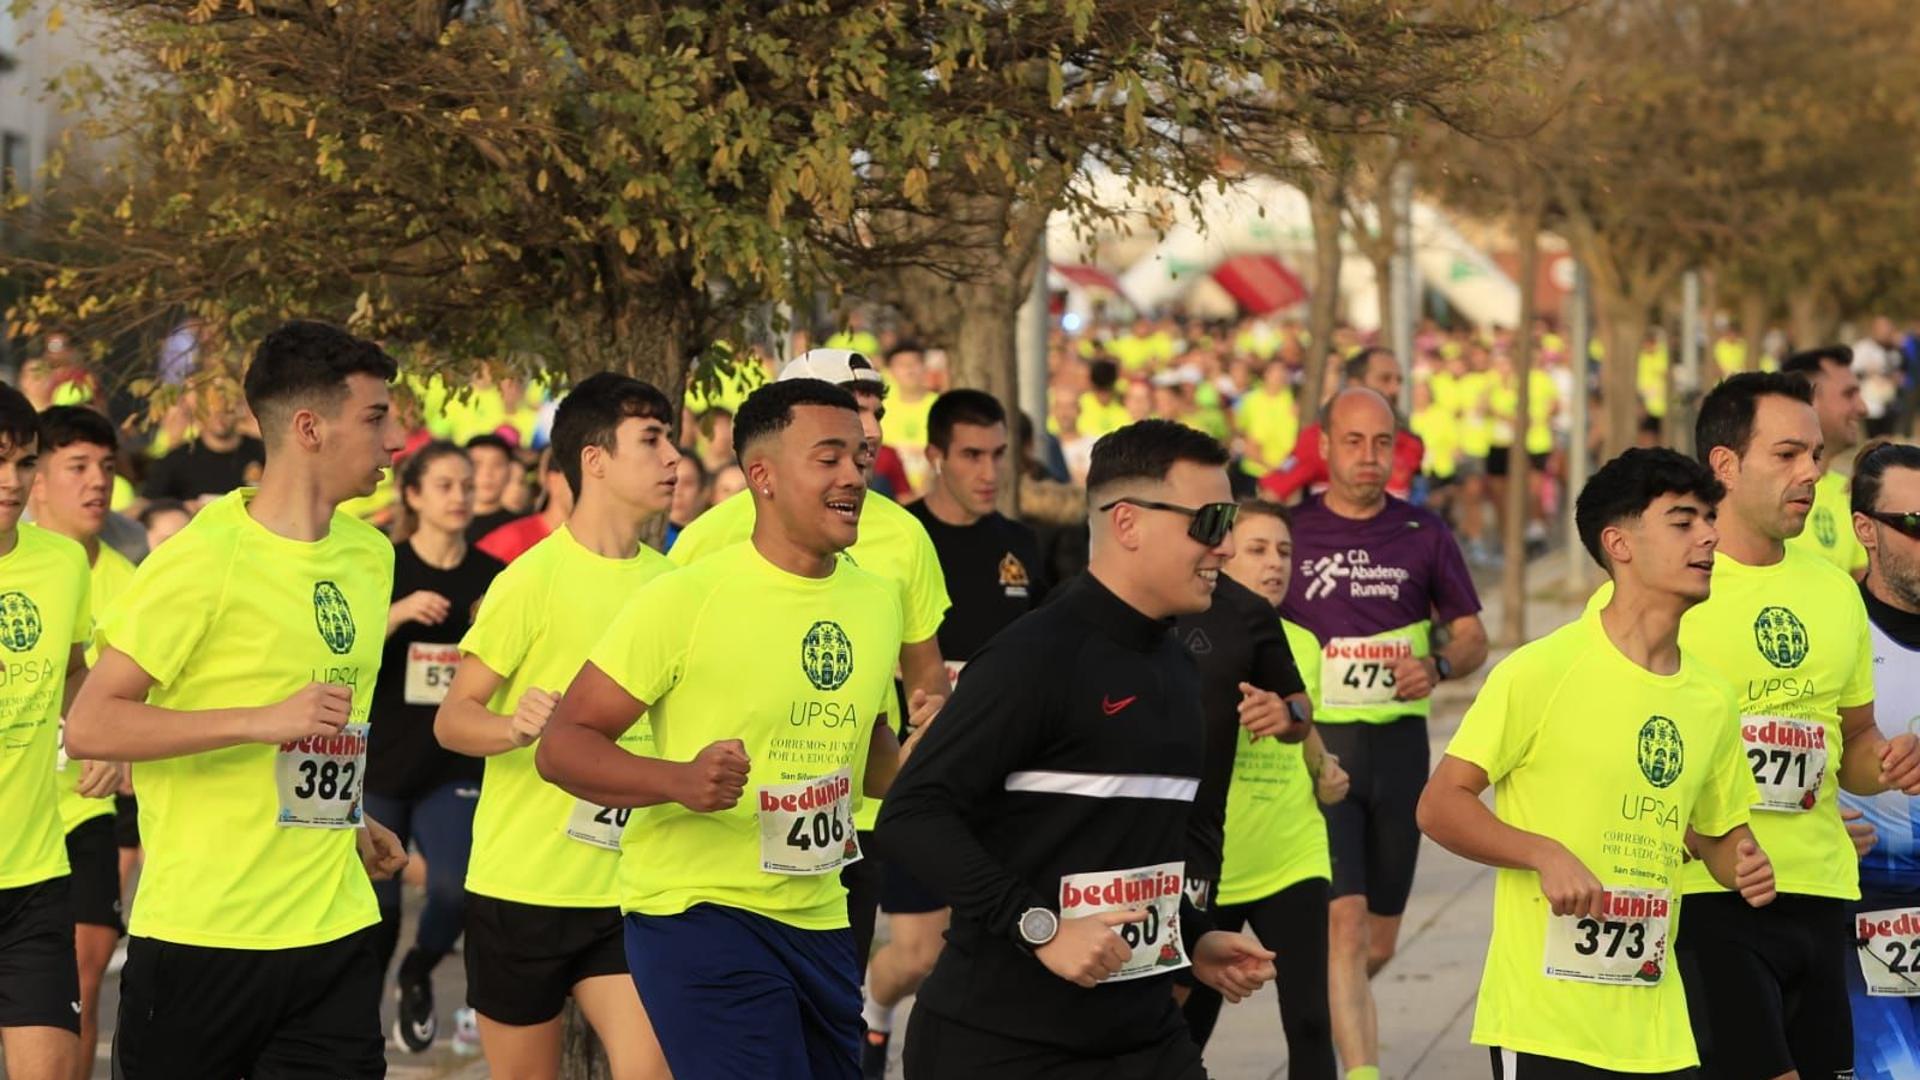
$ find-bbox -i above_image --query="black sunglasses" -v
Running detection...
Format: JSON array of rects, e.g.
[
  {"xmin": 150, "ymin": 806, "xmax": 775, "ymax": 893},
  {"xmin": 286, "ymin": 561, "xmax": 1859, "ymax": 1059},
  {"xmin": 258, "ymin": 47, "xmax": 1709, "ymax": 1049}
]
[
  {"xmin": 1869, "ymin": 511, "xmax": 1920, "ymax": 541},
  {"xmin": 1098, "ymin": 498, "xmax": 1240, "ymax": 546}
]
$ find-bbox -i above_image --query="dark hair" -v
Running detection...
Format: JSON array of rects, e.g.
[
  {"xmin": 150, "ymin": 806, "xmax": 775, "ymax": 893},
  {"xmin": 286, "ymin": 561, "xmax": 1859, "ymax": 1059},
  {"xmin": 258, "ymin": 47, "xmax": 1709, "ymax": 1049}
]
[
  {"xmin": 243, "ymin": 321, "xmax": 397, "ymax": 436},
  {"xmin": 1781, "ymin": 345, "xmax": 1854, "ymax": 379},
  {"xmin": 137, "ymin": 498, "xmax": 188, "ymax": 528},
  {"xmin": 465, "ymin": 433, "xmax": 513, "ymax": 460},
  {"xmin": 928, "ymin": 390, "xmax": 1006, "ymax": 451},
  {"xmin": 1089, "ymin": 358, "xmax": 1120, "ymax": 392},
  {"xmin": 885, "ymin": 342, "xmax": 925, "ymax": 364},
  {"xmin": 1343, "ymin": 346, "xmax": 1393, "ymax": 384},
  {"xmin": 1852, "ymin": 438, "xmax": 1920, "ymax": 516},
  {"xmin": 1085, "ymin": 419, "xmax": 1231, "ymax": 500},
  {"xmin": 1693, "ymin": 371, "xmax": 1813, "ymax": 465},
  {"xmin": 1575, "ymin": 447, "xmax": 1725, "ymax": 569},
  {"xmin": 677, "ymin": 448, "xmax": 708, "ymax": 488},
  {"xmin": 550, "ymin": 372, "xmax": 674, "ymax": 498},
  {"xmin": 393, "ymin": 440, "xmax": 470, "ymax": 542},
  {"xmin": 1236, "ymin": 497, "xmax": 1293, "ymax": 529},
  {"xmin": 0, "ymin": 381, "xmax": 40, "ymax": 453},
  {"xmin": 37, "ymin": 404, "xmax": 117, "ymax": 454},
  {"xmin": 732, "ymin": 379, "xmax": 859, "ymax": 461}
]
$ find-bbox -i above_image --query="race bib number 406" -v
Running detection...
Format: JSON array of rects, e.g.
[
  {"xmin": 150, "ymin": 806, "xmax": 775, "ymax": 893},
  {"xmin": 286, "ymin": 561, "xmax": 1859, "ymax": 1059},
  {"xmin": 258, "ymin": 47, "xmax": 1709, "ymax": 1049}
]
[
  {"xmin": 1320, "ymin": 638, "xmax": 1412, "ymax": 708},
  {"xmin": 403, "ymin": 643, "xmax": 460, "ymax": 706},
  {"xmin": 757, "ymin": 768, "xmax": 860, "ymax": 875},
  {"xmin": 1542, "ymin": 887, "xmax": 1670, "ymax": 986},
  {"xmin": 1741, "ymin": 716, "xmax": 1828, "ymax": 813},
  {"xmin": 1857, "ymin": 907, "xmax": 1920, "ymax": 996},
  {"xmin": 276, "ymin": 722, "xmax": 368, "ymax": 829},
  {"xmin": 1058, "ymin": 861, "xmax": 1190, "ymax": 982}
]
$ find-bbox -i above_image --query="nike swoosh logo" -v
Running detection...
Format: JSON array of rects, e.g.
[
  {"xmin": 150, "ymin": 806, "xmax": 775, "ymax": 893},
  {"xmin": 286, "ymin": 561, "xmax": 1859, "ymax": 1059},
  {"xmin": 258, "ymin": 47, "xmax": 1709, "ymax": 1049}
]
[{"xmin": 1102, "ymin": 695, "xmax": 1137, "ymax": 716}]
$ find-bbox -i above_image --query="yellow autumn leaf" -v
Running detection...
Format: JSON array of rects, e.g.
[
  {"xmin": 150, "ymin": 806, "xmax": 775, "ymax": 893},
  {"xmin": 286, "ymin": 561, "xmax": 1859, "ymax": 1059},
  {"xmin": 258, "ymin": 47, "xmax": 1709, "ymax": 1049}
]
[
  {"xmin": 46, "ymin": 6, "xmax": 63, "ymax": 32},
  {"xmin": 536, "ymin": 169, "xmax": 549, "ymax": 192},
  {"xmin": 617, "ymin": 228, "xmax": 639, "ymax": 254}
]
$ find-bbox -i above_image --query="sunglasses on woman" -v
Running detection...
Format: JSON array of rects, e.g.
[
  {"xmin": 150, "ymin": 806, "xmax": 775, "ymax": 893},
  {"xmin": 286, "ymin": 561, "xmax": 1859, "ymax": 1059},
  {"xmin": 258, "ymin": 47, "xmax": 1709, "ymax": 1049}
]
[{"xmin": 1098, "ymin": 498, "xmax": 1240, "ymax": 546}]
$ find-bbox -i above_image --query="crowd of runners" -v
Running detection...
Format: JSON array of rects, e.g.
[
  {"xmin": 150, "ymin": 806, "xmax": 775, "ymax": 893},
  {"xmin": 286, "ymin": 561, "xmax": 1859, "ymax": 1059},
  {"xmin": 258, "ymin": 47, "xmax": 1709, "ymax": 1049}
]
[{"xmin": 2, "ymin": 314, "xmax": 1920, "ymax": 1080}]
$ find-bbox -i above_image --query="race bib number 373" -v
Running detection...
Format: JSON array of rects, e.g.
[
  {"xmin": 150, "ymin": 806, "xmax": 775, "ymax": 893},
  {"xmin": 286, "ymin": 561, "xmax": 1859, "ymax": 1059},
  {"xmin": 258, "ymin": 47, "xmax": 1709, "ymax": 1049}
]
[
  {"xmin": 1542, "ymin": 887, "xmax": 1670, "ymax": 986},
  {"xmin": 1058, "ymin": 861, "xmax": 1190, "ymax": 982},
  {"xmin": 1741, "ymin": 716, "xmax": 1828, "ymax": 813},
  {"xmin": 276, "ymin": 722, "xmax": 368, "ymax": 829},
  {"xmin": 1320, "ymin": 637, "xmax": 1412, "ymax": 709},
  {"xmin": 757, "ymin": 768, "xmax": 860, "ymax": 875}
]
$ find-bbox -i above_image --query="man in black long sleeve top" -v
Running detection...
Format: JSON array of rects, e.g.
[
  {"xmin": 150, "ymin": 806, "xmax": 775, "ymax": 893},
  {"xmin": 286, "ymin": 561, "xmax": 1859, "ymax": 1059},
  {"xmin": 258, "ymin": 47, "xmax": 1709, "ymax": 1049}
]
[{"xmin": 876, "ymin": 419, "xmax": 1278, "ymax": 1079}]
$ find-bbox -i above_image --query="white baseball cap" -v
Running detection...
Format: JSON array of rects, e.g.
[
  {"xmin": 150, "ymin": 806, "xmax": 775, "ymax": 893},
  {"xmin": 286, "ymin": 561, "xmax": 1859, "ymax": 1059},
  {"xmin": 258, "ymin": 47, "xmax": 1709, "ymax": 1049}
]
[{"xmin": 776, "ymin": 348, "xmax": 884, "ymax": 388}]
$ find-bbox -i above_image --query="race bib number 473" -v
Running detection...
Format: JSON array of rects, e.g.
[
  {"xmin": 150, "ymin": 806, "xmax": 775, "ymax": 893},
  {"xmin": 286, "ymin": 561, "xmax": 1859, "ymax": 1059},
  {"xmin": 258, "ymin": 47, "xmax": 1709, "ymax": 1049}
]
[
  {"xmin": 1857, "ymin": 907, "xmax": 1920, "ymax": 996},
  {"xmin": 1320, "ymin": 638, "xmax": 1412, "ymax": 708},
  {"xmin": 1542, "ymin": 887, "xmax": 1670, "ymax": 986},
  {"xmin": 757, "ymin": 768, "xmax": 860, "ymax": 875},
  {"xmin": 1741, "ymin": 716, "xmax": 1828, "ymax": 813},
  {"xmin": 1058, "ymin": 861, "xmax": 1190, "ymax": 982},
  {"xmin": 276, "ymin": 722, "xmax": 368, "ymax": 829}
]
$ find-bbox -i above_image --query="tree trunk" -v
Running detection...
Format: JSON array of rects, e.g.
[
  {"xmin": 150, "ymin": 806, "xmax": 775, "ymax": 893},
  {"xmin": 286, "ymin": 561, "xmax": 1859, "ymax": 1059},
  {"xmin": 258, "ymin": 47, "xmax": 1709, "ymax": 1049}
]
[
  {"xmin": 1301, "ymin": 181, "xmax": 1344, "ymax": 430},
  {"xmin": 1599, "ymin": 306, "xmax": 1650, "ymax": 461},
  {"xmin": 1368, "ymin": 251, "xmax": 1394, "ymax": 344},
  {"xmin": 1786, "ymin": 290, "xmax": 1835, "ymax": 351},
  {"xmin": 1499, "ymin": 205, "xmax": 1543, "ymax": 648},
  {"xmin": 1739, "ymin": 290, "xmax": 1769, "ymax": 376}
]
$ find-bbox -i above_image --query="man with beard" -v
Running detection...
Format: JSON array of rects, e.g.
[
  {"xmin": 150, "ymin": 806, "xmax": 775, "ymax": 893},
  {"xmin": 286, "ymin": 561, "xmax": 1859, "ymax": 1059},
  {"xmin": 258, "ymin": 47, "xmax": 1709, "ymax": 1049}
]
[{"xmin": 1783, "ymin": 347, "xmax": 1869, "ymax": 578}]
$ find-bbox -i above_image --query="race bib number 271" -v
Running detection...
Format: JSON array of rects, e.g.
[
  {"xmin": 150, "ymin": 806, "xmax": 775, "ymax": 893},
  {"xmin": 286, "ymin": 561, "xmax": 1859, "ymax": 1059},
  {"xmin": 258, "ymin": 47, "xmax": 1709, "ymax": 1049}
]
[{"xmin": 1741, "ymin": 716, "xmax": 1828, "ymax": 813}]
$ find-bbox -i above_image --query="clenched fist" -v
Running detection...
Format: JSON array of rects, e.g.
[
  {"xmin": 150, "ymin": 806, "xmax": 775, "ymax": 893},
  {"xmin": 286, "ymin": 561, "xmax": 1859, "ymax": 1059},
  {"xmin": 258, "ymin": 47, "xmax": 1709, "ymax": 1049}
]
[
  {"xmin": 507, "ymin": 688, "xmax": 559, "ymax": 748},
  {"xmin": 677, "ymin": 739, "xmax": 749, "ymax": 812},
  {"xmin": 254, "ymin": 683, "xmax": 351, "ymax": 744}
]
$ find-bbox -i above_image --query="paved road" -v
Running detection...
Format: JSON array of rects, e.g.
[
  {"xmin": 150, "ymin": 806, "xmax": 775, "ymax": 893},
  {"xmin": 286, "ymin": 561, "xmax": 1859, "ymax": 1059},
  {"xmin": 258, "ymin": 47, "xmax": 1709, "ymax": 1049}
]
[{"xmin": 11, "ymin": 570, "xmax": 1587, "ymax": 1080}]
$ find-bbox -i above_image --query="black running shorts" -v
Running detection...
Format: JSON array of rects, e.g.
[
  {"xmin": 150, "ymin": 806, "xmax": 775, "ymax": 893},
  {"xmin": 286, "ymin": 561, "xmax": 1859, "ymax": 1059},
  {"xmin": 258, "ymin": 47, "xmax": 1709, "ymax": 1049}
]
[
  {"xmin": 0, "ymin": 876, "xmax": 79, "ymax": 1033},
  {"xmin": 462, "ymin": 892, "xmax": 627, "ymax": 1026},
  {"xmin": 1675, "ymin": 891, "xmax": 1852, "ymax": 1080},
  {"xmin": 64, "ymin": 815, "xmax": 124, "ymax": 934}
]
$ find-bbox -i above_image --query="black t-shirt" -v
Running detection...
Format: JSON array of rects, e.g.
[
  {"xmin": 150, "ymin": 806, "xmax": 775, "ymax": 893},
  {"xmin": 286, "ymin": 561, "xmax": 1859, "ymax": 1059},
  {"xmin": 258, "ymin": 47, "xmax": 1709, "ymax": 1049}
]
[
  {"xmin": 465, "ymin": 507, "xmax": 518, "ymax": 545},
  {"xmin": 905, "ymin": 501, "xmax": 1049, "ymax": 663},
  {"xmin": 1172, "ymin": 573, "xmax": 1307, "ymax": 886},
  {"xmin": 141, "ymin": 437, "xmax": 265, "ymax": 501},
  {"xmin": 367, "ymin": 540, "xmax": 506, "ymax": 798}
]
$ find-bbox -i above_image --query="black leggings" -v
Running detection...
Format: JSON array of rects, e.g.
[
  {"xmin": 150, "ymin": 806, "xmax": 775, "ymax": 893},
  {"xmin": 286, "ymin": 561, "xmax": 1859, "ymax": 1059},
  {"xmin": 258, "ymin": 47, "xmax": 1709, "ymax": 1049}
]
[{"xmin": 1182, "ymin": 878, "xmax": 1335, "ymax": 1080}]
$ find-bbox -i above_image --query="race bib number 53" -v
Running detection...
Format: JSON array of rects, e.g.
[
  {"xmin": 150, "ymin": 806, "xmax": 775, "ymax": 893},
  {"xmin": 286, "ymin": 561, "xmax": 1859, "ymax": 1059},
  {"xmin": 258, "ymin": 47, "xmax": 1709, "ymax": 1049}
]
[
  {"xmin": 403, "ymin": 643, "xmax": 460, "ymax": 706},
  {"xmin": 1542, "ymin": 887, "xmax": 1670, "ymax": 986},
  {"xmin": 757, "ymin": 768, "xmax": 860, "ymax": 875},
  {"xmin": 1741, "ymin": 716, "xmax": 1828, "ymax": 813},
  {"xmin": 1320, "ymin": 637, "xmax": 1412, "ymax": 708},
  {"xmin": 1857, "ymin": 907, "xmax": 1920, "ymax": 996},
  {"xmin": 1059, "ymin": 861, "xmax": 1190, "ymax": 982},
  {"xmin": 276, "ymin": 722, "xmax": 368, "ymax": 829}
]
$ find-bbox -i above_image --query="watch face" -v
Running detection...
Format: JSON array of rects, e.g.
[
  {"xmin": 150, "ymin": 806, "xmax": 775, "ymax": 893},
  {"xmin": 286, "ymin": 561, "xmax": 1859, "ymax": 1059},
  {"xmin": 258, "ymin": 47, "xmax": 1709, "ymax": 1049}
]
[{"xmin": 1020, "ymin": 909, "xmax": 1057, "ymax": 943}]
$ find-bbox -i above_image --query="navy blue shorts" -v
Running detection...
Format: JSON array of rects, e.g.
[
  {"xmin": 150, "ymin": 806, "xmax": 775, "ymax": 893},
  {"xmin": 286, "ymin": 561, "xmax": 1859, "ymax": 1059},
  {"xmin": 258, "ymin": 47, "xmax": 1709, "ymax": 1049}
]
[{"xmin": 625, "ymin": 904, "xmax": 861, "ymax": 1080}]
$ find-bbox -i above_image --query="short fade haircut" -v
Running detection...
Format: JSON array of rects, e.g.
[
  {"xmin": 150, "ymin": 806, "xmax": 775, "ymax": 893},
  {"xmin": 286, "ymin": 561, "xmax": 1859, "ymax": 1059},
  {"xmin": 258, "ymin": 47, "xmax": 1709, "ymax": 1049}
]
[
  {"xmin": 465, "ymin": 432, "xmax": 513, "ymax": 460},
  {"xmin": 928, "ymin": 389, "xmax": 1006, "ymax": 452},
  {"xmin": 550, "ymin": 372, "xmax": 674, "ymax": 497},
  {"xmin": 1085, "ymin": 419, "xmax": 1231, "ymax": 502},
  {"xmin": 1781, "ymin": 345, "xmax": 1854, "ymax": 379},
  {"xmin": 1343, "ymin": 346, "xmax": 1393, "ymax": 383},
  {"xmin": 243, "ymin": 321, "xmax": 397, "ymax": 437},
  {"xmin": 1694, "ymin": 371, "xmax": 1813, "ymax": 466},
  {"xmin": 38, "ymin": 404, "xmax": 117, "ymax": 455},
  {"xmin": 732, "ymin": 379, "xmax": 860, "ymax": 461},
  {"xmin": 1575, "ymin": 447, "xmax": 1725, "ymax": 569},
  {"xmin": 1852, "ymin": 438, "xmax": 1920, "ymax": 516},
  {"xmin": 0, "ymin": 382, "xmax": 37, "ymax": 454}
]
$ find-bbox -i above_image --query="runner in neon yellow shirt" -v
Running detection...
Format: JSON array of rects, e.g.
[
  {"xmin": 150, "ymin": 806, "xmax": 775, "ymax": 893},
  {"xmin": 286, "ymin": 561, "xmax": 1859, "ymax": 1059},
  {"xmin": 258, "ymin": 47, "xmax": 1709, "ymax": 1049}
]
[
  {"xmin": 69, "ymin": 321, "xmax": 410, "ymax": 1078},
  {"xmin": 536, "ymin": 379, "xmax": 936, "ymax": 1079},
  {"xmin": 0, "ymin": 383, "xmax": 91, "ymax": 1076},
  {"xmin": 879, "ymin": 343, "xmax": 937, "ymax": 494},
  {"xmin": 1782, "ymin": 346, "xmax": 1870, "ymax": 578},
  {"xmin": 1236, "ymin": 360, "xmax": 1300, "ymax": 475},
  {"xmin": 433, "ymin": 374, "xmax": 677, "ymax": 1078},
  {"xmin": 667, "ymin": 349, "xmax": 951, "ymax": 974},
  {"xmin": 1422, "ymin": 447, "xmax": 1774, "ymax": 1076},
  {"xmin": 27, "ymin": 405, "xmax": 136, "ymax": 1080}
]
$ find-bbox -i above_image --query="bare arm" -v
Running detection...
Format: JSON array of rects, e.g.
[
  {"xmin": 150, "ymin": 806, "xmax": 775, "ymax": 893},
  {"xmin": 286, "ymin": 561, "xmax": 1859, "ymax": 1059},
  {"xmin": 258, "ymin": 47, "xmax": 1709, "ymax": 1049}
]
[
  {"xmin": 66, "ymin": 647, "xmax": 345, "ymax": 763},
  {"xmin": 1840, "ymin": 703, "xmax": 1920, "ymax": 796},
  {"xmin": 861, "ymin": 689, "xmax": 945, "ymax": 798},
  {"xmin": 899, "ymin": 636, "xmax": 952, "ymax": 706},
  {"xmin": 433, "ymin": 655, "xmax": 543, "ymax": 758},
  {"xmin": 1417, "ymin": 753, "xmax": 1606, "ymax": 918},
  {"xmin": 1689, "ymin": 823, "xmax": 1776, "ymax": 906},
  {"xmin": 536, "ymin": 662, "xmax": 744, "ymax": 811},
  {"xmin": 62, "ymin": 643, "xmax": 86, "ymax": 716},
  {"xmin": 1394, "ymin": 613, "xmax": 1490, "ymax": 702}
]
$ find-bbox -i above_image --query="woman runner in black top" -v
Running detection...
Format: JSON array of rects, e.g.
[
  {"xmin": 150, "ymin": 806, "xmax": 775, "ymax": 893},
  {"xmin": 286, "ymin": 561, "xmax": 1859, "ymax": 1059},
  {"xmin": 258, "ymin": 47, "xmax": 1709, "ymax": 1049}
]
[{"xmin": 367, "ymin": 441, "xmax": 504, "ymax": 1052}]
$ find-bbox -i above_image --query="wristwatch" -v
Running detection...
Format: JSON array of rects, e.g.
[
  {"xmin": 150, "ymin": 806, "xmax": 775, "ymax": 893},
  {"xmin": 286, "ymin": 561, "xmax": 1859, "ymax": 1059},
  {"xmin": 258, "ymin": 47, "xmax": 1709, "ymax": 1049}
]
[
  {"xmin": 1433, "ymin": 655, "xmax": 1454, "ymax": 681},
  {"xmin": 1016, "ymin": 907, "xmax": 1060, "ymax": 949},
  {"xmin": 1287, "ymin": 697, "xmax": 1311, "ymax": 726}
]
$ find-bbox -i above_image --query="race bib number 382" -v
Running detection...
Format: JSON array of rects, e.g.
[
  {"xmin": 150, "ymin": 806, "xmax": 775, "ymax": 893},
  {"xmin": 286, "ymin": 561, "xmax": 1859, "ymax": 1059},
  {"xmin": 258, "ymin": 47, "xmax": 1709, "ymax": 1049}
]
[
  {"xmin": 1741, "ymin": 716, "xmax": 1828, "ymax": 813},
  {"xmin": 276, "ymin": 722, "xmax": 368, "ymax": 829},
  {"xmin": 756, "ymin": 768, "xmax": 860, "ymax": 875},
  {"xmin": 1542, "ymin": 887, "xmax": 1670, "ymax": 986},
  {"xmin": 1320, "ymin": 637, "xmax": 1412, "ymax": 709},
  {"xmin": 1058, "ymin": 861, "xmax": 1190, "ymax": 982}
]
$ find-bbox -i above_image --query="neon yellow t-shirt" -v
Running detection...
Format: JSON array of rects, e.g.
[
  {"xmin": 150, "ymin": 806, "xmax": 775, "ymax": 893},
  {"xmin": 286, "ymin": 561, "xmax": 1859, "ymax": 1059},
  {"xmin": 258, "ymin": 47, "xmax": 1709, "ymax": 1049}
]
[
  {"xmin": 1526, "ymin": 369, "xmax": 1557, "ymax": 456},
  {"xmin": 1786, "ymin": 470, "xmax": 1867, "ymax": 577},
  {"xmin": 1638, "ymin": 346, "xmax": 1670, "ymax": 419},
  {"xmin": 1076, "ymin": 393, "xmax": 1132, "ymax": 439},
  {"xmin": 591, "ymin": 543, "xmax": 903, "ymax": 930},
  {"xmin": 0, "ymin": 525, "xmax": 90, "ymax": 888},
  {"xmin": 1714, "ymin": 338, "xmax": 1749, "ymax": 376},
  {"xmin": 826, "ymin": 330, "xmax": 881, "ymax": 357},
  {"xmin": 1458, "ymin": 372, "xmax": 1493, "ymax": 458},
  {"xmin": 670, "ymin": 489, "xmax": 948, "ymax": 831},
  {"xmin": 1235, "ymin": 386, "xmax": 1299, "ymax": 471},
  {"xmin": 459, "ymin": 526, "xmax": 672, "ymax": 907},
  {"xmin": 1410, "ymin": 407, "xmax": 1460, "ymax": 480},
  {"xmin": 1587, "ymin": 547, "xmax": 1875, "ymax": 898},
  {"xmin": 880, "ymin": 392, "xmax": 936, "ymax": 493},
  {"xmin": 57, "ymin": 544, "xmax": 135, "ymax": 833},
  {"xmin": 1450, "ymin": 609, "xmax": 1751, "ymax": 1072},
  {"xmin": 99, "ymin": 491, "xmax": 391, "ymax": 948},
  {"xmin": 1218, "ymin": 621, "xmax": 1330, "ymax": 906}
]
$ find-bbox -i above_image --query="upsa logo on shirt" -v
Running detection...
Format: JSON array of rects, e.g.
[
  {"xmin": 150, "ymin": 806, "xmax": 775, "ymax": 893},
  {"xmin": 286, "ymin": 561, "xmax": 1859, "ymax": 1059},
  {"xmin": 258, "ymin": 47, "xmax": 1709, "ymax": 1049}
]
[
  {"xmin": 312, "ymin": 581, "xmax": 356, "ymax": 655},
  {"xmin": 1636, "ymin": 715, "xmax": 1684, "ymax": 788},
  {"xmin": 0, "ymin": 592, "xmax": 42, "ymax": 652},
  {"xmin": 801, "ymin": 620, "xmax": 854, "ymax": 691},
  {"xmin": 1811, "ymin": 508, "xmax": 1837, "ymax": 547},
  {"xmin": 1752, "ymin": 606, "xmax": 1809, "ymax": 669}
]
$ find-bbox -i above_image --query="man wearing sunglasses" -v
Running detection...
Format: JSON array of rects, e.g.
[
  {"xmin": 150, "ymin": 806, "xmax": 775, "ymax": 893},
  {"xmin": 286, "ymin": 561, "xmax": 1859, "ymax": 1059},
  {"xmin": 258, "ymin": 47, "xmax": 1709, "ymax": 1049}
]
[
  {"xmin": 1280, "ymin": 386, "xmax": 1487, "ymax": 1080},
  {"xmin": 876, "ymin": 419, "xmax": 1277, "ymax": 1078},
  {"xmin": 1838, "ymin": 439, "xmax": 1920, "ymax": 1080}
]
